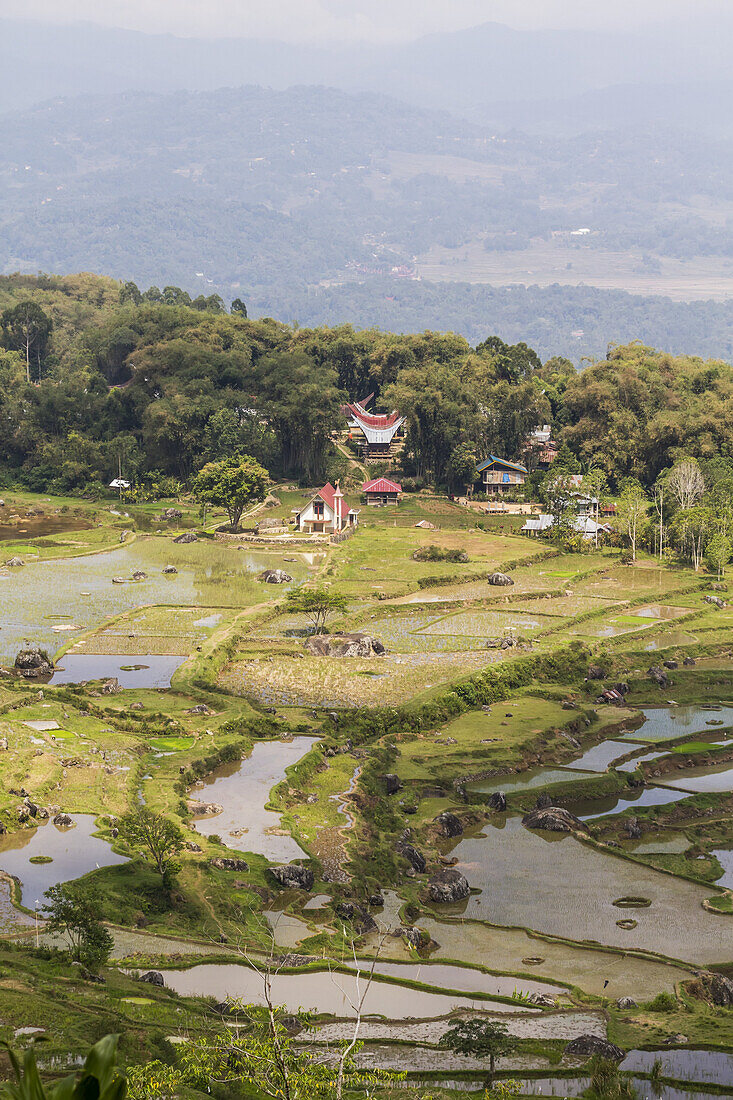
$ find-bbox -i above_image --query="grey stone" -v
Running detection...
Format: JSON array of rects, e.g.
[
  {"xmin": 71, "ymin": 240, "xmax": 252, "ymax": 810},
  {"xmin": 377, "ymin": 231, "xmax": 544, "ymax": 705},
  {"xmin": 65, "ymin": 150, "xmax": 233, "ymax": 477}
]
[
  {"xmin": 304, "ymin": 633, "xmax": 385, "ymax": 657},
  {"xmin": 174, "ymin": 532, "xmax": 198, "ymax": 544},
  {"xmin": 522, "ymin": 806, "xmax": 588, "ymax": 834},
  {"xmin": 428, "ymin": 869, "xmax": 470, "ymax": 903},
  {"xmin": 269, "ymin": 865, "xmax": 314, "ymax": 891},
  {"xmin": 435, "ymin": 811, "xmax": 463, "ymax": 837},
  {"xmin": 565, "ymin": 1035, "xmax": 624, "ymax": 1061},
  {"xmin": 258, "ymin": 569, "xmax": 293, "ymax": 584},
  {"xmin": 487, "ymin": 572, "xmax": 514, "ymax": 586},
  {"xmin": 487, "ymin": 791, "xmax": 507, "ymax": 812}
]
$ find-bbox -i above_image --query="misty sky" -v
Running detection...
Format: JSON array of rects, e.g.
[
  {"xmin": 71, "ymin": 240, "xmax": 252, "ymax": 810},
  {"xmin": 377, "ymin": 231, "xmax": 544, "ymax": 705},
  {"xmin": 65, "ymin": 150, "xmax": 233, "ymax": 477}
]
[{"xmin": 3, "ymin": 0, "xmax": 729, "ymax": 41}]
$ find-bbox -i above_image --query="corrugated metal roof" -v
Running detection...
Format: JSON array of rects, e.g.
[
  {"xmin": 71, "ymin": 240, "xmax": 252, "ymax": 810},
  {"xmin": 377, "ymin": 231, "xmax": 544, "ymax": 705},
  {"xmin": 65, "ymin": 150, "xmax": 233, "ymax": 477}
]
[
  {"xmin": 477, "ymin": 454, "xmax": 528, "ymax": 474},
  {"xmin": 363, "ymin": 477, "xmax": 402, "ymax": 493}
]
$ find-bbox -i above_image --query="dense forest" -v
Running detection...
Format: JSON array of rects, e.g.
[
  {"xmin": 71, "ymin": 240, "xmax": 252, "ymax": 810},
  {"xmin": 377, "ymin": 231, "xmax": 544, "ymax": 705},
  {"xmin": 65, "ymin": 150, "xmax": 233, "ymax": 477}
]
[
  {"xmin": 2, "ymin": 272, "xmax": 733, "ymax": 501},
  {"xmin": 2, "ymin": 87, "xmax": 733, "ymax": 360}
]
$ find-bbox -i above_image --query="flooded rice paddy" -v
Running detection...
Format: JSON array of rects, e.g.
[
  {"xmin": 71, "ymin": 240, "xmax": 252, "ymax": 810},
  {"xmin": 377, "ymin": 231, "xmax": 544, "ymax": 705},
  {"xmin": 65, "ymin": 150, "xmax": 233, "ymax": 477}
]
[
  {"xmin": 0, "ymin": 538, "xmax": 307, "ymax": 663},
  {"xmin": 51, "ymin": 654, "xmax": 186, "ymax": 688},
  {"xmin": 157, "ymin": 962, "xmax": 540, "ymax": 1017},
  {"xmin": 446, "ymin": 818, "xmax": 730, "ymax": 962},
  {"xmin": 0, "ymin": 815, "xmax": 127, "ymax": 905},
  {"xmin": 573, "ymin": 785, "xmax": 692, "ymax": 820},
  {"xmin": 468, "ymin": 768, "xmax": 604, "ymax": 797},
  {"xmin": 622, "ymin": 706, "xmax": 733, "ymax": 742},
  {"xmin": 192, "ymin": 737, "xmax": 319, "ymax": 860}
]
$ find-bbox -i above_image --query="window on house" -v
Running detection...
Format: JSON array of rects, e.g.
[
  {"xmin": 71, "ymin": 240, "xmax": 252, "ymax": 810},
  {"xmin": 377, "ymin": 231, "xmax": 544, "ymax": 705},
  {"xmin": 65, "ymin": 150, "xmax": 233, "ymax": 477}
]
[{"xmin": 314, "ymin": 501, "xmax": 324, "ymax": 517}]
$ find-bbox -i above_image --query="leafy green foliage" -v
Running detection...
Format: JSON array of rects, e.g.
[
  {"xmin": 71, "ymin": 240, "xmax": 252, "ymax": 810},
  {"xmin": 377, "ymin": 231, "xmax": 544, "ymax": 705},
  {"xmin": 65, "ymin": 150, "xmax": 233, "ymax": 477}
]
[
  {"xmin": 193, "ymin": 454, "xmax": 269, "ymax": 529},
  {"xmin": 42, "ymin": 884, "xmax": 114, "ymax": 973},
  {"xmin": 116, "ymin": 808, "xmax": 183, "ymax": 882},
  {"xmin": 439, "ymin": 1019, "xmax": 515, "ymax": 1081},
  {"xmin": 285, "ymin": 588, "xmax": 349, "ymax": 634},
  {"xmin": 0, "ymin": 1034, "xmax": 126, "ymax": 1100}
]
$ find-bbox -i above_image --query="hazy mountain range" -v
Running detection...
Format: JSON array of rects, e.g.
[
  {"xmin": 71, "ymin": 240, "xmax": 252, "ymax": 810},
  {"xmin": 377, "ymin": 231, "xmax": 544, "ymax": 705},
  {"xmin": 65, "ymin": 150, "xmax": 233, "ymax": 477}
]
[{"xmin": 1, "ymin": 15, "xmax": 732, "ymax": 361}]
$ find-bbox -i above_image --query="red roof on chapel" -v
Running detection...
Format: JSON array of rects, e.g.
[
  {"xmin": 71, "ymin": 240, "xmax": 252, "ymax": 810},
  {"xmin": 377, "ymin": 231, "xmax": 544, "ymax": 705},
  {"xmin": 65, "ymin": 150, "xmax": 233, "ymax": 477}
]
[{"xmin": 363, "ymin": 477, "xmax": 402, "ymax": 493}]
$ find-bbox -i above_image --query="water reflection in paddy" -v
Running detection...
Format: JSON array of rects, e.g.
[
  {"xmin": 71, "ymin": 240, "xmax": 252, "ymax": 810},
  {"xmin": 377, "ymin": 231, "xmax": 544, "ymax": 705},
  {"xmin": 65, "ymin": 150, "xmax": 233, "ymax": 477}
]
[
  {"xmin": 51, "ymin": 654, "xmax": 186, "ymax": 689},
  {"xmin": 622, "ymin": 1048, "xmax": 733, "ymax": 1086},
  {"xmin": 621, "ymin": 706, "xmax": 733, "ymax": 742},
  {"xmin": 0, "ymin": 815, "xmax": 127, "ymax": 904},
  {"xmin": 446, "ymin": 818, "xmax": 729, "ymax": 962},
  {"xmin": 193, "ymin": 737, "xmax": 318, "ymax": 861},
  {"xmin": 468, "ymin": 768, "xmax": 603, "ymax": 797},
  {"xmin": 369, "ymin": 961, "xmax": 563, "ymax": 1000},
  {"xmin": 659, "ymin": 761, "xmax": 733, "ymax": 793},
  {"xmin": 0, "ymin": 538, "xmax": 307, "ymax": 663},
  {"xmin": 712, "ymin": 848, "xmax": 733, "ymax": 889},
  {"xmin": 158, "ymin": 963, "xmax": 537, "ymax": 1017},
  {"xmin": 574, "ymin": 785, "xmax": 690, "ymax": 820}
]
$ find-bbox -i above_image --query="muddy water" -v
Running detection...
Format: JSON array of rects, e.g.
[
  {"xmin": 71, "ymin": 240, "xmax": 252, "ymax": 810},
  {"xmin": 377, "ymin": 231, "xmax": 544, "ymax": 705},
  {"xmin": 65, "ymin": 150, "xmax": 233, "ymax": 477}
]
[
  {"xmin": 193, "ymin": 737, "xmax": 318, "ymax": 861},
  {"xmin": 0, "ymin": 538, "xmax": 307, "ymax": 663},
  {"xmin": 368, "ymin": 960, "xmax": 563, "ymax": 1000},
  {"xmin": 0, "ymin": 515, "xmax": 91, "ymax": 541},
  {"xmin": 468, "ymin": 768, "xmax": 604, "ymax": 797},
  {"xmin": 157, "ymin": 963, "xmax": 539, "ymax": 1017},
  {"xmin": 446, "ymin": 817, "xmax": 730, "ymax": 963},
  {"xmin": 574, "ymin": 785, "xmax": 691, "ymax": 820},
  {"xmin": 621, "ymin": 706, "xmax": 733, "ymax": 742},
  {"xmin": 568, "ymin": 740, "xmax": 645, "ymax": 772},
  {"xmin": 0, "ymin": 815, "xmax": 127, "ymax": 904},
  {"xmin": 658, "ymin": 761, "xmax": 733, "ymax": 793},
  {"xmin": 712, "ymin": 849, "xmax": 733, "ymax": 889},
  {"xmin": 622, "ymin": 1048, "xmax": 733, "ymax": 1086},
  {"xmin": 51, "ymin": 654, "xmax": 186, "ymax": 688}
]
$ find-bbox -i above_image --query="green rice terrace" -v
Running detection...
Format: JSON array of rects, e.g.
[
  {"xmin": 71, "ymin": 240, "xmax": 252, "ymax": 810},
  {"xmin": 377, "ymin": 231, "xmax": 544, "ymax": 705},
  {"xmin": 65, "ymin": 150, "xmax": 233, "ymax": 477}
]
[{"xmin": 2, "ymin": 488, "xmax": 733, "ymax": 1099}]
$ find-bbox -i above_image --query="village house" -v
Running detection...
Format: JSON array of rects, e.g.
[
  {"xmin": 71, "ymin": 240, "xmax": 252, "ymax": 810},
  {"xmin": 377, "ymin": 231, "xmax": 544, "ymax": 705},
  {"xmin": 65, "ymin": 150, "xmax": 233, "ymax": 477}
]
[
  {"xmin": 343, "ymin": 394, "xmax": 405, "ymax": 462},
  {"xmin": 362, "ymin": 476, "xmax": 402, "ymax": 505},
  {"xmin": 521, "ymin": 512, "xmax": 611, "ymax": 541},
  {"xmin": 293, "ymin": 482, "xmax": 359, "ymax": 534},
  {"xmin": 476, "ymin": 455, "xmax": 528, "ymax": 495}
]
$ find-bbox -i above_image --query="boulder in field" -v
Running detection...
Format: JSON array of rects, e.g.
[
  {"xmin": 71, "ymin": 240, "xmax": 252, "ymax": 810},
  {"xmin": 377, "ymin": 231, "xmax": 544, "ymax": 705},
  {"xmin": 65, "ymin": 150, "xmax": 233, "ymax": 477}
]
[
  {"xmin": 428, "ymin": 869, "xmax": 470, "ymax": 903},
  {"xmin": 162, "ymin": 565, "xmax": 178, "ymax": 574},
  {"xmin": 53, "ymin": 813, "xmax": 72, "ymax": 826},
  {"xmin": 435, "ymin": 811, "xmax": 463, "ymax": 837},
  {"xmin": 259, "ymin": 569, "xmax": 292, "ymax": 584},
  {"xmin": 647, "ymin": 665, "xmax": 670, "ymax": 686},
  {"xmin": 381, "ymin": 773, "xmax": 402, "ymax": 795},
  {"xmin": 14, "ymin": 645, "xmax": 53, "ymax": 677},
  {"xmin": 158, "ymin": 508, "xmax": 183, "ymax": 521},
  {"xmin": 131, "ymin": 571, "xmax": 147, "ymax": 580},
  {"xmin": 487, "ymin": 791, "xmax": 507, "ymax": 812},
  {"xmin": 5, "ymin": 557, "xmax": 24, "ymax": 567},
  {"xmin": 269, "ymin": 865, "xmax": 314, "ymax": 891},
  {"xmin": 522, "ymin": 806, "xmax": 589, "ymax": 834},
  {"xmin": 488, "ymin": 572, "xmax": 514, "ymax": 586},
  {"xmin": 704, "ymin": 595, "xmax": 726, "ymax": 609},
  {"xmin": 564, "ymin": 1035, "xmax": 624, "ymax": 1062},
  {"xmin": 396, "ymin": 842, "xmax": 426, "ymax": 873},
  {"xmin": 139, "ymin": 971, "xmax": 164, "ymax": 986},
  {"xmin": 210, "ymin": 857, "xmax": 249, "ymax": 872},
  {"xmin": 174, "ymin": 532, "xmax": 198, "ymax": 544},
  {"xmin": 304, "ymin": 633, "xmax": 385, "ymax": 657},
  {"xmin": 101, "ymin": 678, "xmax": 120, "ymax": 694}
]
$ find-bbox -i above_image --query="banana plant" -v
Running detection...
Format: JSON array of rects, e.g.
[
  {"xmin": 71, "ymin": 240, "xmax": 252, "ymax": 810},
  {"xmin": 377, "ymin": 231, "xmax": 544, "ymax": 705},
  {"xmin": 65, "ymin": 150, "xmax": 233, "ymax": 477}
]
[{"xmin": 0, "ymin": 1034, "xmax": 127, "ymax": 1100}]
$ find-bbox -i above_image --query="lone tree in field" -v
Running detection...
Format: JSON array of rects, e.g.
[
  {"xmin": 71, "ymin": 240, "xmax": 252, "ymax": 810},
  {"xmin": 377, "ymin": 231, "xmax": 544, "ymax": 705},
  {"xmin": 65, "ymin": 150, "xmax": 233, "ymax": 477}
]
[
  {"xmin": 439, "ymin": 1019, "xmax": 515, "ymax": 1085},
  {"xmin": 617, "ymin": 479, "xmax": 649, "ymax": 562},
  {"xmin": 667, "ymin": 457, "xmax": 705, "ymax": 511},
  {"xmin": 117, "ymin": 808, "xmax": 184, "ymax": 884},
  {"xmin": 285, "ymin": 587, "xmax": 348, "ymax": 635},
  {"xmin": 193, "ymin": 454, "xmax": 269, "ymax": 530},
  {"xmin": 43, "ymin": 883, "xmax": 114, "ymax": 972}
]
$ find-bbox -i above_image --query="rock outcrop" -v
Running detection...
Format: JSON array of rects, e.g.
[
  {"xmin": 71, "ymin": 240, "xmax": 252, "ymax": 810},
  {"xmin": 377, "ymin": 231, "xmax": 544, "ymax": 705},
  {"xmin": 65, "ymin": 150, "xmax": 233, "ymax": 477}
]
[
  {"xmin": 210, "ymin": 857, "xmax": 249, "ymax": 872},
  {"xmin": 304, "ymin": 633, "xmax": 385, "ymax": 657},
  {"xmin": 435, "ymin": 811, "xmax": 463, "ymax": 837},
  {"xmin": 428, "ymin": 869, "xmax": 470, "ymax": 903},
  {"xmin": 487, "ymin": 572, "xmax": 514, "ymax": 586},
  {"xmin": 139, "ymin": 971, "xmax": 164, "ymax": 986},
  {"xmin": 158, "ymin": 508, "xmax": 183, "ymax": 520},
  {"xmin": 174, "ymin": 532, "xmax": 198, "ymax": 544},
  {"xmin": 162, "ymin": 565, "xmax": 178, "ymax": 574},
  {"xmin": 487, "ymin": 791, "xmax": 508, "ymax": 812},
  {"xmin": 564, "ymin": 1035, "xmax": 624, "ymax": 1062},
  {"xmin": 522, "ymin": 806, "xmax": 588, "ymax": 834},
  {"xmin": 334, "ymin": 902, "xmax": 377, "ymax": 933},
  {"xmin": 381, "ymin": 773, "xmax": 402, "ymax": 795},
  {"xmin": 53, "ymin": 813, "xmax": 72, "ymax": 826},
  {"xmin": 704, "ymin": 595, "xmax": 726, "ymax": 609},
  {"xmin": 269, "ymin": 865, "xmax": 314, "ymax": 891},
  {"xmin": 14, "ymin": 645, "xmax": 53, "ymax": 677},
  {"xmin": 259, "ymin": 569, "xmax": 293, "ymax": 584},
  {"xmin": 396, "ymin": 842, "xmax": 426, "ymax": 873},
  {"xmin": 695, "ymin": 971, "xmax": 733, "ymax": 1006},
  {"xmin": 647, "ymin": 665, "xmax": 670, "ymax": 687}
]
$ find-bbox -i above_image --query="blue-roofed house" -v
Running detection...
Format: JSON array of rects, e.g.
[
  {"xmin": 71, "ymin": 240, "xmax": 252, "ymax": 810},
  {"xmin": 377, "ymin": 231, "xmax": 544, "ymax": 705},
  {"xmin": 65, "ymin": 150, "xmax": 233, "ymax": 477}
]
[{"xmin": 476, "ymin": 455, "xmax": 528, "ymax": 495}]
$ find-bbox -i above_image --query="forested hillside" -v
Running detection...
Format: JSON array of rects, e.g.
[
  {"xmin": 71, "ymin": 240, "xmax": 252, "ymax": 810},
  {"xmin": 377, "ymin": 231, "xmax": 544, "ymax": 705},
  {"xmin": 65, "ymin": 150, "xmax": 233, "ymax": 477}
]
[
  {"xmin": 2, "ymin": 87, "xmax": 733, "ymax": 360},
  {"xmin": 2, "ymin": 272, "xmax": 733, "ymax": 498}
]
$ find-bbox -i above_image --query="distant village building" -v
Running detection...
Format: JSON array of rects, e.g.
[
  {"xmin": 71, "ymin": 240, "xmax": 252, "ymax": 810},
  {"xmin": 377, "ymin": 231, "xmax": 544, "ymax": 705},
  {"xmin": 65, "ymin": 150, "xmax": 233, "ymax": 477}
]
[
  {"xmin": 521, "ymin": 513, "xmax": 611, "ymax": 541},
  {"xmin": 294, "ymin": 483, "xmax": 359, "ymax": 534},
  {"xmin": 343, "ymin": 394, "xmax": 405, "ymax": 462},
  {"xmin": 524, "ymin": 425, "xmax": 559, "ymax": 468},
  {"xmin": 476, "ymin": 456, "xmax": 528, "ymax": 495},
  {"xmin": 362, "ymin": 477, "xmax": 402, "ymax": 505}
]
